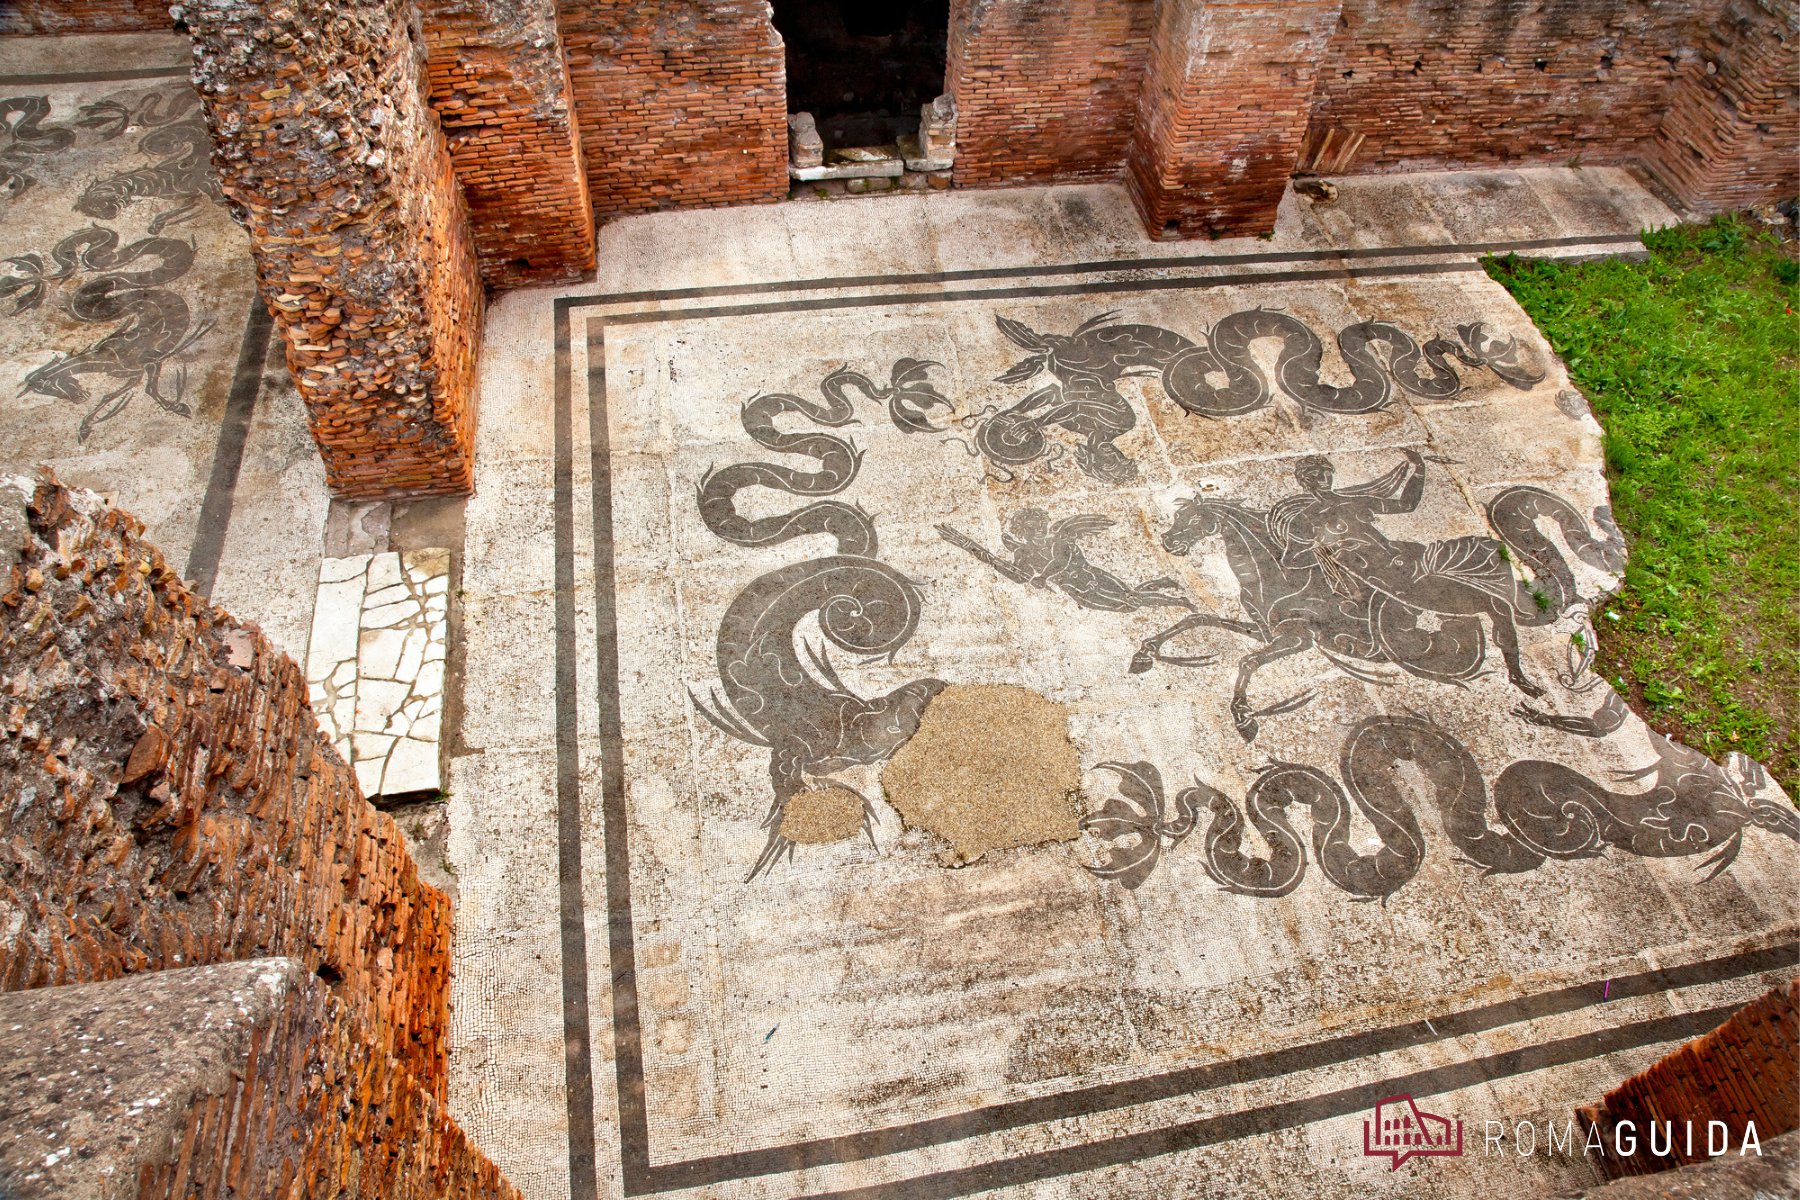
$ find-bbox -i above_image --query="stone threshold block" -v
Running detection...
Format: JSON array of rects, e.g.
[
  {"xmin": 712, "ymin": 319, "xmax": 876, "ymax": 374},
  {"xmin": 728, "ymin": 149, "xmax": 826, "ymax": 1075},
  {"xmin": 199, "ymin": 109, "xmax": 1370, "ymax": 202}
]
[
  {"xmin": 0, "ymin": 960, "xmax": 519, "ymax": 1199},
  {"xmin": 791, "ymin": 146, "xmax": 905, "ymax": 181},
  {"xmin": 896, "ymin": 134, "xmax": 954, "ymax": 173},
  {"xmin": 307, "ymin": 548, "xmax": 451, "ymax": 800}
]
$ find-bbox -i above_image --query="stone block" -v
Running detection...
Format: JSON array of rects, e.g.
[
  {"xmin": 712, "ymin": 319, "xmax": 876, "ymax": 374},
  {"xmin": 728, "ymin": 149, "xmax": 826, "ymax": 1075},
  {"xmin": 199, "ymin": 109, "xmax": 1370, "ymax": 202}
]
[
  {"xmin": 788, "ymin": 111, "xmax": 824, "ymax": 170},
  {"xmin": 791, "ymin": 146, "xmax": 905, "ymax": 181},
  {"xmin": 919, "ymin": 92, "xmax": 957, "ymax": 160},
  {"xmin": 898, "ymin": 133, "xmax": 954, "ymax": 173}
]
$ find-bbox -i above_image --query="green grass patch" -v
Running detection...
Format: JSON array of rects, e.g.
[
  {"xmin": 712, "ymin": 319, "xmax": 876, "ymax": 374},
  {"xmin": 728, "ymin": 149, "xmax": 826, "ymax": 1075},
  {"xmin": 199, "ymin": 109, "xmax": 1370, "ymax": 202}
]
[{"xmin": 1485, "ymin": 215, "xmax": 1799, "ymax": 796}]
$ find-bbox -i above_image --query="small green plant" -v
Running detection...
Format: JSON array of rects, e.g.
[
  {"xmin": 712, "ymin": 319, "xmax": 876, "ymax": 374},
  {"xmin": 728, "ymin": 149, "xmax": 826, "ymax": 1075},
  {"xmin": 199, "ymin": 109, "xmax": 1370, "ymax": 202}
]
[
  {"xmin": 1532, "ymin": 588, "xmax": 1551, "ymax": 612},
  {"xmin": 1698, "ymin": 214, "xmax": 1746, "ymax": 256},
  {"xmin": 1486, "ymin": 214, "xmax": 1798, "ymax": 793}
]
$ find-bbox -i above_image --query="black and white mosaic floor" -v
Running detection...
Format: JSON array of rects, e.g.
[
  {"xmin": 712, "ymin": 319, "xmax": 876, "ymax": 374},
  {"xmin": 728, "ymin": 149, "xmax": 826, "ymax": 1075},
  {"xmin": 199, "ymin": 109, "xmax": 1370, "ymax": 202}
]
[{"xmin": 451, "ymin": 175, "xmax": 1796, "ymax": 1199}]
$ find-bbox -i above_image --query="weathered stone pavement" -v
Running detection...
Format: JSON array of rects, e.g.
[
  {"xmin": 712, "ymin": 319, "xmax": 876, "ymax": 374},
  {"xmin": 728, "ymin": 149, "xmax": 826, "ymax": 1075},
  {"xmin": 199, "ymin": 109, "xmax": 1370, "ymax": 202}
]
[{"xmin": 455, "ymin": 174, "xmax": 1798, "ymax": 1198}]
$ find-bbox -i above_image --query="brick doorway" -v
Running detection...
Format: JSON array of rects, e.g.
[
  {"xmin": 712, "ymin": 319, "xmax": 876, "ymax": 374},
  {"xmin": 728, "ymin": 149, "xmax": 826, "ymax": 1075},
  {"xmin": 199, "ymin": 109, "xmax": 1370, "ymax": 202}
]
[{"xmin": 772, "ymin": 0, "xmax": 948, "ymax": 150}]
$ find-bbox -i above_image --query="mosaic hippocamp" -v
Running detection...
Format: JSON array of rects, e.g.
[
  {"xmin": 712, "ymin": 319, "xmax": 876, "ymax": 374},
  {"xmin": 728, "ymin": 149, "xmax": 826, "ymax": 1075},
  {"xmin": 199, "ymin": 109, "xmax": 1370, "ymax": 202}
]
[{"xmin": 687, "ymin": 309, "xmax": 1799, "ymax": 889}]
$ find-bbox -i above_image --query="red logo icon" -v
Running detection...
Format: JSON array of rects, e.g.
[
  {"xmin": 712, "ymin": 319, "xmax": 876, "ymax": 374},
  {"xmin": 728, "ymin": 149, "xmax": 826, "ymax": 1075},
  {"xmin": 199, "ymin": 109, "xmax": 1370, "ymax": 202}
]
[{"xmin": 1363, "ymin": 1093, "xmax": 1464, "ymax": 1169}]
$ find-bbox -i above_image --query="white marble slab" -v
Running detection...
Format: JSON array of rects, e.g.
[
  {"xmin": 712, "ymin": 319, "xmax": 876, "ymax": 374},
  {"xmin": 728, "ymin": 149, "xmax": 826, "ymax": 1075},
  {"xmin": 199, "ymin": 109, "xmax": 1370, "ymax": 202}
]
[{"xmin": 306, "ymin": 548, "xmax": 450, "ymax": 798}]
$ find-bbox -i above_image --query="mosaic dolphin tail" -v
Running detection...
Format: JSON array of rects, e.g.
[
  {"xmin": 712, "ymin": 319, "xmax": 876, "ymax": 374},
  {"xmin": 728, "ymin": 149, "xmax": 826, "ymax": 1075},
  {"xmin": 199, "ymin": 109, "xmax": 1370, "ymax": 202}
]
[
  {"xmin": 1086, "ymin": 715, "xmax": 1792, "ymax": 897},
  {"xmin": 1486, "ymin": 484, "xmax": 1626, "ymax": 621},
  {"xmin": 822, "ymin": 357, "xmax": 954, "ymax": 434},
  {"xmin": 691, "ymin": 378, "xmax": 946, "ymax": 880},
  {"xmin": 0, "ymin": 95, "xmax": 75, "ymax": 198}
]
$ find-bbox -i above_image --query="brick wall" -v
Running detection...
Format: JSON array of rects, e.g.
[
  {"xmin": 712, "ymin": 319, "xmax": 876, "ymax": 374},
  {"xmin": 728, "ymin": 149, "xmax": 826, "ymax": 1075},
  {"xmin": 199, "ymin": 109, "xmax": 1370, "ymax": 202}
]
[
  {"xmin": 421, "ymin": 0, "xmax": 597, "ymax": 288},
  {"xmin": 558, "ymin": 0, "xmax": 788, "ymax": 220},
  {"xmin": 1127, "ymin": 0, "xmax": 1343, "ymax": 238},
  {"xmin": 188, "ymin": 0, "xmax": 483, "ymax": 500},
  {"xmin": 946, "ymin": 0, "xmax": 1153, "ymax": 189},
  {"xmin": 1641, "ymin": 0, "xmax": 1798, "ymax": 213},
  {"xmin": 0, "ymin": 0, "xmax": 175, "ymax": 34},
  {"xmin": 1576, "ymin": 977, "xmax": 1797, "ymax": 1178},
  {"xmin": 0, "ymin": 477, "xmax": 447, "ymax": 1099},
  {"xmin": 1306, "ymin": 0, "xmax": 1694, "ymax": 174}
]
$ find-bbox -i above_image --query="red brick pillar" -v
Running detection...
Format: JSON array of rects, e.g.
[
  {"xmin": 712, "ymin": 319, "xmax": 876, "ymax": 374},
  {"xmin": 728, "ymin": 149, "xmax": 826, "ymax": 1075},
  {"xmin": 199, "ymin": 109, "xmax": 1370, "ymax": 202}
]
[
  {"xmin": 1642, "ymin": 0, "xmax": 1799, "ymax": 214},
  {"xmin": 188, "ymin": 0, "xmax": 483, "ymax": 499},
  {"xmin": 420, "ymin": 0, "xmax": 596, "ymax": 288},
  {"xmin": 1127, "ymin": 0, "xmax": 1343, "ymax": 239}
]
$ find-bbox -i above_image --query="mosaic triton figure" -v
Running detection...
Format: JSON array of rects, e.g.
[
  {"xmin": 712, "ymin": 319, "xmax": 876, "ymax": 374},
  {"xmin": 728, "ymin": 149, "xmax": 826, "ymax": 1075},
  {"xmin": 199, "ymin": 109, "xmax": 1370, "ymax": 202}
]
[
  {"xmin": 936, "ymin": 508, "xmax": 1197, "ymax": 614},
  {"xmin": 1139, "ymin": 451, "xmax": 1626, "ymax": 741}
]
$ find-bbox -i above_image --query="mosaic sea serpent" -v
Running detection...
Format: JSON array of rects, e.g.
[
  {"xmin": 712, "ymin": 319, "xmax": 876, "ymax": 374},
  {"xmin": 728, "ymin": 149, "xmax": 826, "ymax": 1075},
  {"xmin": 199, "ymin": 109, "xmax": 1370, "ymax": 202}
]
[
  {"xmin": 1085, "ymin": 715, "xmax": 1800, "ymax": 895},
  {"xmin": 691, "ymin": 367, "xmax": 947, "ymax": 880}
]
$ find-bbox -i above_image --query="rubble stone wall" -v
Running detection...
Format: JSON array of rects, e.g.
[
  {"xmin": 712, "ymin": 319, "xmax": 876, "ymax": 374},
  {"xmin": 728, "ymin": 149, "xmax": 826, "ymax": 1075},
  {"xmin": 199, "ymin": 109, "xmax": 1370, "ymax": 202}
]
[
  {"xmin": 187, "ymin": 0, "xmax": 483, "ymax": 499},
  {"xmin": 421, "ymin": 0, "xmax": 597, "ymax": 287},
  {"xmin": 1640, "ymin": 0, "xmax": 1798, "ymax": 213},
  {"xmin": 0, "ymin": 476, "xmax": 450, "ymax": 1102},
  {"xmin": 1127, "ymin": 0, "xmax": 1343, "ymax": 238},
  {"xmin": 0, "ymin": 0, "xmax": 175, "ymax": 34},
  {"xmin": 557, "ymin": 0, "xmax": 788, "ymax": 220},
  {"xmin": 945, "ymin": 0, "xmax": 1153, "ymax": 189}
]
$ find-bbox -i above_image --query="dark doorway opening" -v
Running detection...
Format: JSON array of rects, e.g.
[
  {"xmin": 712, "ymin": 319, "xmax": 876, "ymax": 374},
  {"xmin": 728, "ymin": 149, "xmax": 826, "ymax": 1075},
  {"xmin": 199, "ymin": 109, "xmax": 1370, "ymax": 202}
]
[{"xmin": 772, "ymin": 0, "xmax": 949, "ymax": 150}]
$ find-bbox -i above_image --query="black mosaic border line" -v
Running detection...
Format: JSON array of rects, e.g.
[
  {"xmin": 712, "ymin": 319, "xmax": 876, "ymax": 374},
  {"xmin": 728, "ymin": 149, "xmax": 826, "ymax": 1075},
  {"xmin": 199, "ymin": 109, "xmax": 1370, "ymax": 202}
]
[
  {"xmin": 184, "ymin": 295, "xmax": 272, "ymax": 599},
  {"xmin": 0, "ymin": 65, "xmax": 189, "ymax": 86},
  {"xmin": 546, "ymin": 234, "xmax": 1790, "ymax": 1199},
  {"xmin": 793, "ymin": 1001, "xmax": 1759, "ymax": 1200},
  {"xmin": 561, "ymin": 231, "xmax": 1643, "ymax": 311}
]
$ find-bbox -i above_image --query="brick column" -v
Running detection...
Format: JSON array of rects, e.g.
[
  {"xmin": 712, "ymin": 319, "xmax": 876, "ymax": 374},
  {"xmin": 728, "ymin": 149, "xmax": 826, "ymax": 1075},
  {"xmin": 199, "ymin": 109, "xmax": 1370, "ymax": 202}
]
[
  {"xmin": 1126, "ymin": 0, "xmax": 1343, "ymax": 239},
  {"xmin": 1641, "ymin": 0, "xmax": 1798, "ymax": 214},
  {"xmin": 420, "ymin": 0, "xmax": 596, "ymax": 288},
  {"xmin": 188, "ymin": 0, "xmax": 483, "ymax": 499}
]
